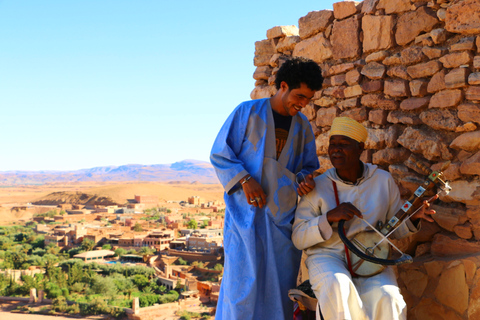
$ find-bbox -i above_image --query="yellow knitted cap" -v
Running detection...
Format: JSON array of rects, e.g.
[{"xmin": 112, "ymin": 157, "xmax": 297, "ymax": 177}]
[{"xmin": 329, "ymin": 117, "xmax": 368, "ymax": 143}]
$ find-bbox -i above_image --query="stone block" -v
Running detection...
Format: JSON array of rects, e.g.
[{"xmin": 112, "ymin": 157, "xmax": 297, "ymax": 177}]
[
  {"xmin": 328, "ymin": 63, "xmax": 355, "ymax": 76},
  {"xmin": 445, "ymin": 0, "xmax": 480, "ymax": 35},
  {"xmin": 466, "ymin": 86, "xmax": 480, "ymax": 101},
  {"xmin": 302, "ymin": 103, "xmax": 317, "ymax": 121},
  {"xmin": 323, "ymin": 86, "xmax": 346, "ymax": 99},
  {"xmin": 314, "ymin": 96, "xmax": 337, "ymax": 107},
  {"xmin": 369, "ymin": 109, "xmax": 388, "ymax": 125},
  {"xmin": 427, "ymin": 69, "xmax": 447, "ymax": 93},
  {"xmin": 410, "ymin": 79, "xmax": 429, "ymax": 97},
  {"xmin": 407, "ymin": 60, "xmax": 443, "ymax": 79},
  {"xmin": 445, "ymin": 68, "xmax": 470, "ymax": 89},
  {"xmin": 414, "ymin": 298, "xmax": 465, "ymax": 320},
  {"xmin": 333, "ymin": 1, "xmax": 359, "ymax": 20},
  {"xmin": 434, "ymin": 263, "xmax": 469, "ymax": 314},
  {"xmin": 453, "ymin": 223, "xmax": 473, "ymax": 240},
  {"xmin": 315, "ymin": 132, "xmax": 330, "ymax": 155},
  {"xmin": 450, "ymin": 131, "xmax": 480, "ymax": 152},
  {"xmin": 331, "ymin": 16, "xmax": 362, "ymax": 60},
  {"xmin": 430, "ymin": 28, "xmax": 448, "ymax": 44},
  {"xmin": 420, "ymin": 109, "xmax": 462, "ymax": 131},
  {"xmin": 387, "ymin": 66, "xmax": 410, "ymax": 80},
  {"xmin": 461, "ymin": 151, "xmax": 480, "ymax": 175},
  {"xmin": 439, "ymin": 51, "xmax": 474, "ymax": 68},
  {"xmin": 475, "ymin": 56, "xmax": 480, "ymax": 69},
  {"xmin": 344, "ymin": 85, "xmax": 362, "ymax": 98},
  {"xmin": 362, "ymin": 15, "xmax": 395, "ymax": 53},
  {"xmin": 361, "ymin": 93, "xmax": 399, "ymax": 110},
  {"xmin": 396, "ymin": 6, "xmax": 439, "ymax": 46},
  {"xmin": 423, "ymin": 46, "xmax": 448, "ymax": 59},
  {"xmin": 253, "ymin": 66, "xmax": 272, "ymax": 80},
  {"xmin": 415, "ymin": 33, "xmax": 433, "ymax": 46},
  {"xmin": 470, "ymin": 73, "xmax": 480, "ymax": 85},
  {"xmin": 365, "ymin": 127, "xmax": 399, "ymax": 149},
  {"xmin": 361, "ymin": 62, "xmax": 386, "ymax": 80},
  {"xmin": 255, "ymin": 39, "xmax": 276, "ymax": 56},
  {"xmin": 298, "ymin": 10, "xmax": 334, "ymax": 39},
  {"xmin": 384, "ymin": 79, "xmax": 410, "ymax": 97},
  {"xmin": 346, "ymin": 68, "xmax": 362, "ymax": 85},
  {"xmin": 383, "ymin": 54, "xmax": 401, "ymax": 66},
  {"xmin": 361, "ymin": 0, "xmax": 379, "ymax": 14},
  {"xmin": 458, "ymin": 103, "xmax": 480, "ymax": 124},
  {"xmin": 429, "ymin": 89, "xmax": 463, "ymax": 108},
  {"xmin": 361, "ymin": 79, "xmax": 383, "ymax": 93},
  {"xmin": 316, "ymin": 107, "xmax": 339, "ymax": 127},
  {"xmin": 377, "ymin": 0, "xmax": 411, "ymax": 14},
  {"xmin": 451, "ymin": 37, "xmax": 477, "ymax": 52},
  {"xmin": 443, "ymin": 179, "xmax": 480, "ymax": 203},
  {"xmin": 292, "ymin": 33, "xmax": 333, "ymax": 63},
  {"xmin": 254, "ymin": 55, "xmax": 272, "ymax": 67},
  {"xmin": 340, "ymin": 107, "xmax": 368, "ymax": 122},
  {"xmin": 275, "ymin": 36, "xmax": 301, "ymax": 53},
  {"xmin": 250, "ymin": 85, "xmax": 275, "ymax": 100},
  {"xmin": 400, "ymin": 269, "xmax": 428, "ymax": 298},
  {"xmin": 400, "ymin": 96, "xmax": 430, "ymax": 111},
  {"xmin": 397, "ymin": 127, "xmax": 453, "ymax": 160},
  {"xmin": 330, "ymin": 74, "xmax": 346, "ymax": 86},
  {"xmin": 401, "ymin": 46, "xmax": 426, "ymax": 65},
  {"xmin": 267, "ymin": 25, "xmax": 299, "ymax": 39},
  {"xmin": 387, "ymin": 111, "xmax": 422, "ymax": 125},
  {"xmin": 365, "ymin": 51, "xmax": 389, "ymax": 63},
  {"xmin": 373, "ymin": 148, "xmax": 410, "ymax": 165},
  {"xmin": 337, "ymin": 97, "xmax": 360, "ymax": 110}
]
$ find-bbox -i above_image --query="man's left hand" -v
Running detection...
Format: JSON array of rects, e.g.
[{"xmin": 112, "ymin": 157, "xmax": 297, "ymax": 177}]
[
  {"xmin": 411, "ymin": 194, "xmax": 438, "ymax": 222},
  {"xmin": 297, "ymin": 174, "xmax": 315, "ymax": 196}
]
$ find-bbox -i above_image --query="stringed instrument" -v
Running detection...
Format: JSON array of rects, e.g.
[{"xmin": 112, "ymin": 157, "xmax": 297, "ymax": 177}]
[{"xmin": 338, "ymin": 160, "xmax": 452, "ymax": 277}]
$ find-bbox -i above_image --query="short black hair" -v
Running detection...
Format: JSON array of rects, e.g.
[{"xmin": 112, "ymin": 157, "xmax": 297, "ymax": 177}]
[{"xmin": 275, "ymin": 57, "xmax": 323, "ymax": 91}]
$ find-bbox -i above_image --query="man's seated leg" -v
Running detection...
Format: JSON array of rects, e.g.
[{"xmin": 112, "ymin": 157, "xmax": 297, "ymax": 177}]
[
  {"xmin": 306, "ymin": 253, "xmax": 368, "ymax": 320},
  {"xmin": 354, "ymin": 267, "xmax": 407, "ymax": 320}
]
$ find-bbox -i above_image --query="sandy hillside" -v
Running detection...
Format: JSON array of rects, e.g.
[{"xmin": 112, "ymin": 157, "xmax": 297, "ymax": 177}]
[{"xmin": 0, "ymin": 181, "xmax": 225, "ymax": 224}]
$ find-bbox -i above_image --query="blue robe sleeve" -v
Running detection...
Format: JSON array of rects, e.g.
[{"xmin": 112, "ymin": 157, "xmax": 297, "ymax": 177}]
[
  {"xmin": 298, "ymin": 121, "xmax": 320, "ymax": 179},
  {"xmin": 210, "ymin": 104, "xmax": 250, "ymax": 195}
]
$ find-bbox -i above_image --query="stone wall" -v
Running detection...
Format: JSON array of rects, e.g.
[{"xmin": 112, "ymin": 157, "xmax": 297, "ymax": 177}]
[{"xmin": 251, "ymin": 0, "xmax": 480, "ymax": 319}]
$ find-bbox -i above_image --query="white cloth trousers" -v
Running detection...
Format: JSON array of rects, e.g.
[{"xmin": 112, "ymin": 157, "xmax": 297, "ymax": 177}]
[{"xmin": 306, "ymin": 253, "xmax": 407, "ymax": 320}]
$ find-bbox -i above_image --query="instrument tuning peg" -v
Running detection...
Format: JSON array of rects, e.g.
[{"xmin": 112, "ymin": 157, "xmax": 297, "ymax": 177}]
[{"xmin": 409, "ymin": 155, "xmax": 431, "ymax": 175}]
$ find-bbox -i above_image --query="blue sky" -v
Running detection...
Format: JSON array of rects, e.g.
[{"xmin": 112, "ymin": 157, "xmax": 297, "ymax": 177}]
[{"xmin": 0, "ymin": 0, "xmax": 336, "ymax": 171}]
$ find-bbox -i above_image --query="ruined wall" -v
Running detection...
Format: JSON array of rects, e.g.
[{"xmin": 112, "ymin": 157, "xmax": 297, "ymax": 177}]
[{"xmin": 252, "ymin": 0, "xmax": 480, "ymax": 319}]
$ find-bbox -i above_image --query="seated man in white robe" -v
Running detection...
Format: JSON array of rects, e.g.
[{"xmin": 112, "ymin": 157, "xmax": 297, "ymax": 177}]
[{"xmin": 292, "ymin": 117, "xmax": 436, "ymax": 320}]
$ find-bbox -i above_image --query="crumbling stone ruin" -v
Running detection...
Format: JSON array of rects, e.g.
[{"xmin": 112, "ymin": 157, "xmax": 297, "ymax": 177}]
[{"xmin": 252, "ymin": 0, "xmax": 480, "ymax": 319}]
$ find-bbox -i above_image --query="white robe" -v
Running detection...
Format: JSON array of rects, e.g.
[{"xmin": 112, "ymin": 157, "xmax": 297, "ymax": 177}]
[{"xmin": 292, "ymin": 163, "xmax": 418, "ymax": 320}]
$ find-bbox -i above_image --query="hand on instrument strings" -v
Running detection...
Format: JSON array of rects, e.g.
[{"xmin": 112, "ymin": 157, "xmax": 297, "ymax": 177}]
[
  {"xmin": 297, "ymin": 174, "xmax": 316, "ymax": 196},
  {"xmin": 240, "ymin": 175, "xmax": 267, "ymax": 208},
  {"xmin": 326, "ymin": 202, "xmax": 363, "ymax": 223},
  {"xmin": 411, "ymin": 194, "xmax": 438, "ymax": 223}
]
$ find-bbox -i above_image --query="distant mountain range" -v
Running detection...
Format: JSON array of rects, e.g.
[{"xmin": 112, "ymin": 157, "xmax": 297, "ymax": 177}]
[{"xmin": 0, "ymin": 160, "xmax": 220, "ymax": 185}]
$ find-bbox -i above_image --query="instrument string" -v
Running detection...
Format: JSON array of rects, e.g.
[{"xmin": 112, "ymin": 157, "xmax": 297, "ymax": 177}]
[{"xmin": 366, "ymin": 190, "xmax": 445, "ymax": 253}]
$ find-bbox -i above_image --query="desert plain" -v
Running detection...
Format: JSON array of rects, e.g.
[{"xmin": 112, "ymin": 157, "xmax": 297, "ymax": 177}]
[{"xmin": 0, "ymin": 181, "xmax": 225, "ymax": 224}]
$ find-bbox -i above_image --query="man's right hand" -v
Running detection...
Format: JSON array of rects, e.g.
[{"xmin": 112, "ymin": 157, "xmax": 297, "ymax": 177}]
[
  {"xmin": 326, "ymin": 202, "xmax": 363, "ymax": 223},
  {"xmin": 241, "ymin": 175, "xmax": 266, "ymax": 208}
]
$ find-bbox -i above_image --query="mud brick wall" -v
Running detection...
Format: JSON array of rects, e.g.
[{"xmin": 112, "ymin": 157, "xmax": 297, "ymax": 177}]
[{"xmin": 251, "ymin": 0, "xmax": 480, "ymax": 319}]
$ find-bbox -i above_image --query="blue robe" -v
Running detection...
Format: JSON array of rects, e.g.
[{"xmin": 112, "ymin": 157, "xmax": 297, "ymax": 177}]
[{"xmin": 210, "ymin": 98, "xmax": 319, "ymax": 320}]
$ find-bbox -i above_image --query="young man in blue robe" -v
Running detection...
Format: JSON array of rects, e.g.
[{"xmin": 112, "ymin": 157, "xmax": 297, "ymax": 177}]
[{"xmin": 210, "ymin": 57, "xmax": 324, "ymax": 320}]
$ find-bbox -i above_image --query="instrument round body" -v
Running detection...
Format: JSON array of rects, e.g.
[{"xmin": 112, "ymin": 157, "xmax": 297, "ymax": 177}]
[{"xmin": 346, "ymin": 231, "xmax": 390, "ymax": 277}]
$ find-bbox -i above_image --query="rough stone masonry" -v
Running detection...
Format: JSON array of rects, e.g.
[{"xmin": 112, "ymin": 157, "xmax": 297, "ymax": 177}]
[{"xmin": 251, "ymin": 0, "xmax": 480, "ymax": 319}]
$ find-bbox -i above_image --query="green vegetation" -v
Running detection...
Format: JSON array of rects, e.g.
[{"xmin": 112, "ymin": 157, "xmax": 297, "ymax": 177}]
[
  {"xmin": 187, "ymin": 220, "xmax": 197, "ymax": 230},
  {"xmin": 0, "ymin": 225, "xmax": 182, "ymax": 318}
]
